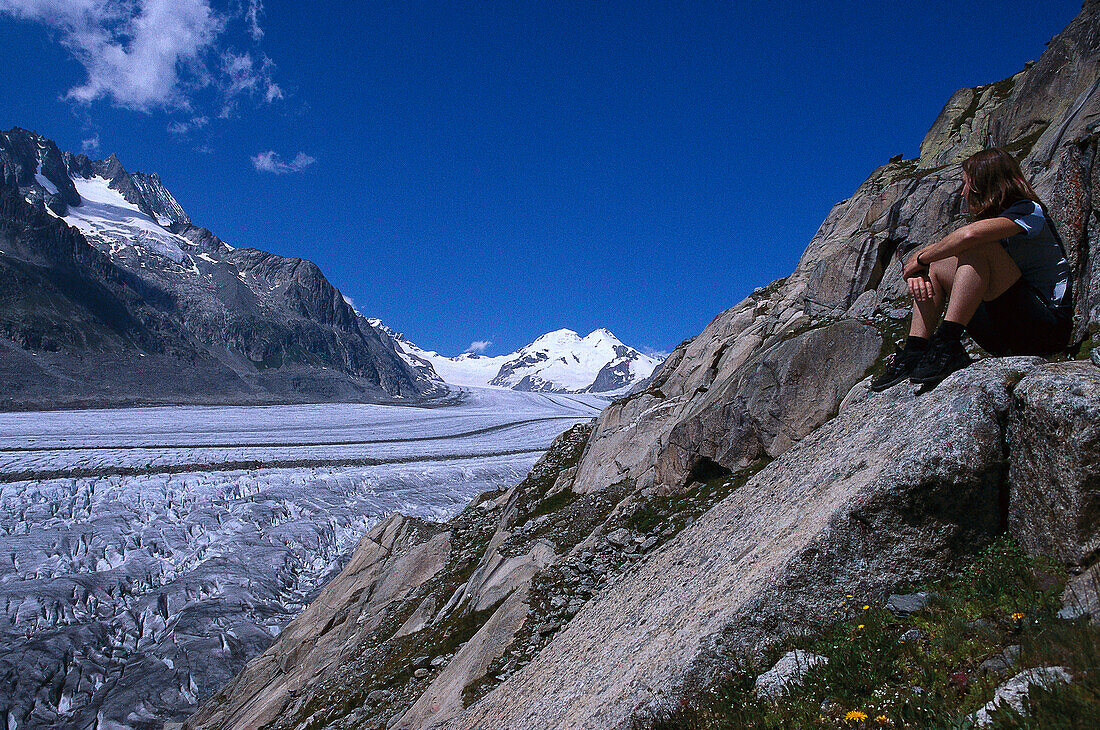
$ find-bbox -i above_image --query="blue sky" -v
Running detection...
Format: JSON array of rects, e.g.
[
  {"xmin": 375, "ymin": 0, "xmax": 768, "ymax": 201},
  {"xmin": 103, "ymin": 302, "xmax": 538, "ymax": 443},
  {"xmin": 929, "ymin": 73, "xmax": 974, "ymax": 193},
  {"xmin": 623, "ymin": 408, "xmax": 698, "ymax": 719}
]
[{"xmin": 0, "ymin": 1, "xmax": 1082, "ymax": 356}]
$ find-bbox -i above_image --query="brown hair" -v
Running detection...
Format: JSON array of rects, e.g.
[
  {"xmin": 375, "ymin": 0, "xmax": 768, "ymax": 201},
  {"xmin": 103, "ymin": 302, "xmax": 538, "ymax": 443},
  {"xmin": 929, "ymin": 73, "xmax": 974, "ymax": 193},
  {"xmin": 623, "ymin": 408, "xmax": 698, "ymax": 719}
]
[{"xmin": 961, "ymin": 148, "xmax": 1041, "ymax": 219}]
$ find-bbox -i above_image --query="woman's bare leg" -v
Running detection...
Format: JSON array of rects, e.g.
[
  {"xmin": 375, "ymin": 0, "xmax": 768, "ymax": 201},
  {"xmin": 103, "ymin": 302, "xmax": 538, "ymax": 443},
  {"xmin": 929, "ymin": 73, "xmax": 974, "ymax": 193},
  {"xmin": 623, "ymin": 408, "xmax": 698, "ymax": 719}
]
[
  {"xmin": 907, "ymin": 258, "xmax": 953, "ymax": 339},
  {"xmin": 943, "ymin": 241, "xmax": 1022, "ymax": 325},
  {"xmin": 906, "ymin": 242, "xmax": 1021, "ymax": 337}
]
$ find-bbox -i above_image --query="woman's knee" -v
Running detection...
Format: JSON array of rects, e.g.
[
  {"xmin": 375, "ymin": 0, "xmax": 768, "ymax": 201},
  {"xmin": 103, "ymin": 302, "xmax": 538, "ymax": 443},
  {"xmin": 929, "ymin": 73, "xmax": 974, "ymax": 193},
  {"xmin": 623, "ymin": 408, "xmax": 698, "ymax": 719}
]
[
  {"xmin": 956, "ymin": 241, "xmax": 1017, "ymax": 273},
  {"xmin": 956, "ymin": 241, "xmax": 1021, "ymax": 295},
  {"xmin": 929, "ymin": 257, "xmax": 957, "ymax": 294}
]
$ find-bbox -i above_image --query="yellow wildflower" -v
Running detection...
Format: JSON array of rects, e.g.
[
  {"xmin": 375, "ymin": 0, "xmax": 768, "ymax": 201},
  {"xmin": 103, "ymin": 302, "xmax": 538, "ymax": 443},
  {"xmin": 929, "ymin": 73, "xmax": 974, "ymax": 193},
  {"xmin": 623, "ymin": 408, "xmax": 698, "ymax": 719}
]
[
  {"xmin": 846, "ymin": 594, "xmax": 854, "ymax": 598},
  {"xmin": 845, "ymin": 710, "xmax": 869, "ymax": 722},
  {"xmin": 875, "ymin": 716, "xmax": 892, "ymax": 726},
  {"xmin": 857, "ymin": 624, "xmax": 865, "ymax": 630},
  {"xmin": 1011, "ymin": 612, "xmax": 1025, "ymax": 621},
  {"xmin": 862, "ymin": 605, "xmax": 870, "ymax": 610}
]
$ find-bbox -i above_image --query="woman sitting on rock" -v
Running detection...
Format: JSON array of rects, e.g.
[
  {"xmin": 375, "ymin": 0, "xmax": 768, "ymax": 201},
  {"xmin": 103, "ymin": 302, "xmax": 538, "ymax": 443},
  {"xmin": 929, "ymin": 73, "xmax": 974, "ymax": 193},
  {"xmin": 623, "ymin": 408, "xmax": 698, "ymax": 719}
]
[{"xmin": 870, "ymin": 147, "xmax": 1073, "ymax": 391}]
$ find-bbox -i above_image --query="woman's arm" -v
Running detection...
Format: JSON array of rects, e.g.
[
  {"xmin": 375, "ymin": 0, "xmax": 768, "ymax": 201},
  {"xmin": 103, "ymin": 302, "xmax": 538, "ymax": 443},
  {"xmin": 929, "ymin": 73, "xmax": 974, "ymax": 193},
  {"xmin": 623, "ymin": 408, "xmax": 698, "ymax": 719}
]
[{"xmin": 903, "ymin": 217, "xmax": 1023, "ymax": 280}]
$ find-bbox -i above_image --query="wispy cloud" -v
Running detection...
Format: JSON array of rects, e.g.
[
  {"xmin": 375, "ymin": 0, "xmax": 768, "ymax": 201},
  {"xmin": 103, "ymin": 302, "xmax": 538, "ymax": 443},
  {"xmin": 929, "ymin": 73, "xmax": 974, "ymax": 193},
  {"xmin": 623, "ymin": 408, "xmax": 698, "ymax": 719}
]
[
  {"xmin": 0, "ymin": 0, "xmax": 283, "ymax": 117},
  {"xmin": 251, "ymin": 150, "xmax": 316, "ymax": 174},
  {"xmin": 217, "ymin": 49, "xmax": 280, "ymax": 117},
  {"xmin": 245, "ymin": 0, "xmax": 263, "ymax": 41},
  {"xmin": 465, "ymin": 340, "xmax": 492, "ymax": 354},
  {"xmin": 264, "ymin": 81, "xmax": 284, "ymax": 102},
  {"xmin": 80, "ymin": 133, "xmax": 100, "ymax": 153},
  {"xmin": 641, "ymin": 346, "xmax": 669, "ymax": 360},
  {"xmin": 167, "ymin": 115, "xmax": 209, "ymax": 135}
]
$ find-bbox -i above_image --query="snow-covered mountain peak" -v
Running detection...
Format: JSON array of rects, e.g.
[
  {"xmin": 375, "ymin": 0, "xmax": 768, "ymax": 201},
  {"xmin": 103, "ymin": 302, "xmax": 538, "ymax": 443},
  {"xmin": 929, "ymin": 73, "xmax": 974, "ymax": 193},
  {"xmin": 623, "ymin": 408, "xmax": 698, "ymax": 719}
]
[
  {"xmin": 581, "ymin": 328, "xmax": 621, "ymax": 344},
  {"xmin": 370, "ymin": 322, "xmax": 664, "ymax": 395},
  {"xmin": 1, "ymin": 127, "xmax": 197, "ymax": 265},
  {"xmin": 526, "ymin": 328, "xmax": 580, "ymax": 349}
]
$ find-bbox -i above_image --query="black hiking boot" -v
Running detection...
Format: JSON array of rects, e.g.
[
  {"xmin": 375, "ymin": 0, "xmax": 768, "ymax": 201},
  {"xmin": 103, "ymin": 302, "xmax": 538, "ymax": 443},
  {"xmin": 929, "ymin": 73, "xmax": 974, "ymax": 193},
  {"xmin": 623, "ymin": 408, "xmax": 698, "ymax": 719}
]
[
  {"xmin": 909, "ymin": 330, "xmax": 972, "ymax": 386},
  {"xmin": 869, "ymin": 343, "xmax": 924, "ymax": 392}
]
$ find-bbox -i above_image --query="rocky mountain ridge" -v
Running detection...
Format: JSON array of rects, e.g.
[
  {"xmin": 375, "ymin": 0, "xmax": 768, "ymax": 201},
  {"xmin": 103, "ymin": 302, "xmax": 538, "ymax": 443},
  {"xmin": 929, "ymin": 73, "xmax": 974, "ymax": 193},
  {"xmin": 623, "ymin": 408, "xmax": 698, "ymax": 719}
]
[
  {"xmin": 369, "ymin": 321, "xmax": 662, "ymax": 395},
  {"xmin": 0, "ymin": 128, "xmax": 442, "ymax": 409},
  {"xmin": 188, "ymin": 2, "xmax": 1100, "ymax": 728}
]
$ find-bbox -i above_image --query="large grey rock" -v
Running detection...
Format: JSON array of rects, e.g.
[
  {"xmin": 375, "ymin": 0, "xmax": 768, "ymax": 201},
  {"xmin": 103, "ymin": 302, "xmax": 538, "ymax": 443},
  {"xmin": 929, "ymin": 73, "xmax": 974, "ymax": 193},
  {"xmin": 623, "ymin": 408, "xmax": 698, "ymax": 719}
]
[
  {"xmin": 1062, "ymin": 561, "xmax": 1100, "ymax": 621},
  {"xmin": 655, "ymin": 320, "xmax": 881, "ymax": 487},
  {"xmin": 394, "ymin": 588, "xmax": 530, "ymax": 730},
  {"xmin": 1008, "ymin": 362, "xmax": 1100, "ymax": 566},
  {"xmin": 979, "ymin": 645, "xmax": 1022, "ymax": 677},
  {"xmin": 885, "ymin": 592, "xmax": 934, "ymax": 617}
]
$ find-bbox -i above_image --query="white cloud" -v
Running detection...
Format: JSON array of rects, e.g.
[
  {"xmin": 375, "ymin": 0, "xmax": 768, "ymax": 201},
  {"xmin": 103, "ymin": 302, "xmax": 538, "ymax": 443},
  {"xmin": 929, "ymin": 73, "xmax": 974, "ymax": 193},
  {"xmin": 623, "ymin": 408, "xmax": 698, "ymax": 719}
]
[
  {"xmin": 167, "ymin": 115, "xmax": 208, "ymax": 135},
  {"xmin": 641, "ymin": 346, "xmax": 669, "ymax": 359},
  {"xmin": 217, "ymin": 50, "xmax": 275, "ymax": 116},
  {"xmin": 215, "ymin": 50, "xmax": 281, "ymax": 117},
  {"xmin": 251, "ymin": 150, "xmax": 315, "ymax": 174},
  {"xmin": 465, "ymin": 340, "xmax": 492, "ymax": 354},
  {"xmin": 245, "ymin": 0, "xmax": 263, "ymax": 41},
  {"xmin": 0, "ymin": 0, "xmax": 283, "ymax": 115},
  {"xmin": 264, "ymin": 82, "xmax": 283, "ymax": 102},
  {"xmin": 80, "ymin": 133, "xmax": 100, "ymax": 153}
]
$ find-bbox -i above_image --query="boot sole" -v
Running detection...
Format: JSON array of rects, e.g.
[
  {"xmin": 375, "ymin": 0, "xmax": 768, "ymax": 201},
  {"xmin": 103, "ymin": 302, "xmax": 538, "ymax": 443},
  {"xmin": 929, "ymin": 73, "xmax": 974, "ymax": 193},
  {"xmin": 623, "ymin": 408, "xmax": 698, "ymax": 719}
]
[{"xmin": 869, "ymin": 371, "xmax": 912, "ymax": 392}]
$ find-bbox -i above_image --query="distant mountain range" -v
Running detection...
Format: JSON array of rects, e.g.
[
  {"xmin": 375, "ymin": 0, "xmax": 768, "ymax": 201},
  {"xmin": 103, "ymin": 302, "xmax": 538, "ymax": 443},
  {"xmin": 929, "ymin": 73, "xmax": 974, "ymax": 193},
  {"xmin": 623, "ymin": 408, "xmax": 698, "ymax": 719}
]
[
  {"xmin": 0, "ymin": 127, "xmax": 661, "ymax": 408},
  {"xmin": 367, "ymin": 320, "xmax": 662, "ymax": 395}
]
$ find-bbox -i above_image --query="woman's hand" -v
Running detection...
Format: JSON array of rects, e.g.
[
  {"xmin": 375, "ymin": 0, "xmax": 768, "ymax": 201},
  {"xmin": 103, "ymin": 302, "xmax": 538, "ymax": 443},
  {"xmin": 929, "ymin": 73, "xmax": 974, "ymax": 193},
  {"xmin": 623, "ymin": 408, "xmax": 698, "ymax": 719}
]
[
  {"xmin": 904, "ymin": 249, "xmax": 935, "ymax": 302},
  {"xmin": 908, "ymin": 273, "xmax": 935, "ymax": 302}
]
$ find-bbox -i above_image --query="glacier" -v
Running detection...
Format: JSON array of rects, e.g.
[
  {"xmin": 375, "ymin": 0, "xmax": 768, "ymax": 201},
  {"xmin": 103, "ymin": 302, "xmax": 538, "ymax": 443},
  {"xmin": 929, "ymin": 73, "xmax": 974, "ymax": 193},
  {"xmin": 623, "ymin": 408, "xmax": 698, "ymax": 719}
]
[{"xmin": 0, "ymin": 388, "xmax": 604, "ymax": 728}]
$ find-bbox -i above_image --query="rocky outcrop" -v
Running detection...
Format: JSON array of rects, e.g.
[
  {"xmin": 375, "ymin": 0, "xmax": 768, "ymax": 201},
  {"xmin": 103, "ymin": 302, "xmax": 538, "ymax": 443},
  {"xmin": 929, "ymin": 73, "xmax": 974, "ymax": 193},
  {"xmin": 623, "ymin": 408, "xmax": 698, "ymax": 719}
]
[
  {"xmin": 567, "ymin": 0, "xmax": 1100, "ymax": 501},
  {"xmin": 190, "ymin": 3, "xmax": 1100, "ymax": 728},
  {"xmin": 0, "ymin": 127, "xmax": 80, "ymax": 213},
  {"xmin": 188, "ymin": 425, "xmax": 616, "ymax": 730},
  {"xmin": 753, "ymin": 650, "xmax": 829, "ymax": 700},
  {"xmin": 426, "ymin": 4, "xmax": 1100, "ymax": 715},
  {"xmin": 442, "ymin": 359, "xmax": 1040, "ymax": 729},
  {"xmin": 970, "ymin": 666, "xmax": 1074, "ymax": 727}
]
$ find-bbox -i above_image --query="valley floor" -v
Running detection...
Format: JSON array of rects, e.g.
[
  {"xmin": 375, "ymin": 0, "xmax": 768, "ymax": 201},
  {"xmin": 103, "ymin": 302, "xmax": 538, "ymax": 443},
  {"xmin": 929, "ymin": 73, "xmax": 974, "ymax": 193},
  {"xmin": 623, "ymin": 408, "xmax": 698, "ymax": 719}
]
[{"xmin": 0, "ymin": 388, "xmax": 604, "ymax": 729}]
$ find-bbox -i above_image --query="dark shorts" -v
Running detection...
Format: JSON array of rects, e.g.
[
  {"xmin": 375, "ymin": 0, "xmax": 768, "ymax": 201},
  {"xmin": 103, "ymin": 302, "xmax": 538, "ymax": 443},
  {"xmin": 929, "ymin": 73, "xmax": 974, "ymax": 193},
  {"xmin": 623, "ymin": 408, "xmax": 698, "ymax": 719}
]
[{"xmin": 965, "ymin": 278, "xmax": 1072, "ymax": 357}]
